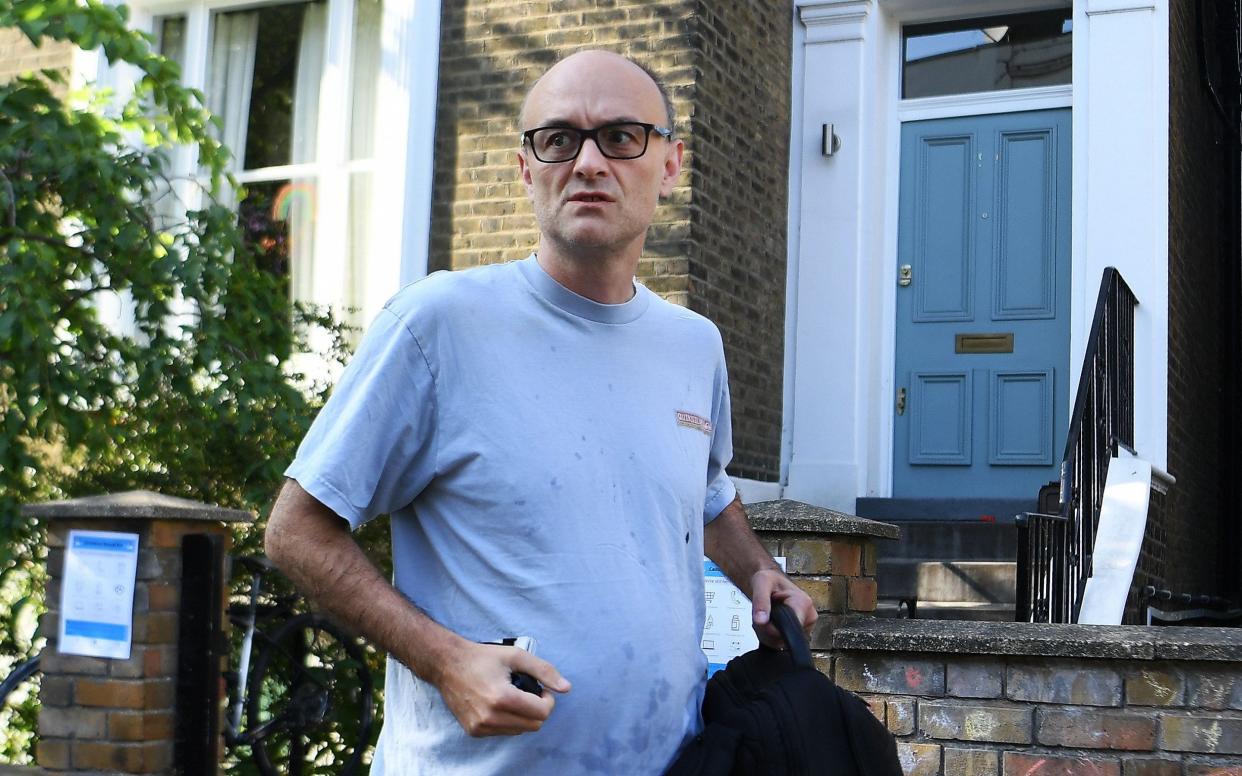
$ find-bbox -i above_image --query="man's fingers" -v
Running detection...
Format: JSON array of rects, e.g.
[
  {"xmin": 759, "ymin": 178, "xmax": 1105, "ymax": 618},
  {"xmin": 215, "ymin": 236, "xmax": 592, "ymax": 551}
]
[
  {"xmin": 772, "ymin": 581, "xmax": 818, "ymax": 635},
  {"xmin": 510, "ymin": 650, "xmax": 572, "ymax": 694},
  {"xmin": 465, "ymin": 703, "xmax": 551, "ymax": 737},
  {"xmin": 460, "ymin": 672, "xmax": 557, "ymax": 737},
  {"xmin": 747, "ymin": 568, "xmax": 821, "ymax": 650},
  {"xmin": 750, "ymin": 572, "xmax": 775, "ymax": 627},
  {"xmin": 441, "ymin": 642, "xmax": 567, "ymax": 738},
  {"xmin": 792, "ymin": 596, "xmax": 818, "ymax": 634},
  {"xmin": 496, "ymin": 680, "xmax": 556, "ymax": 718}
]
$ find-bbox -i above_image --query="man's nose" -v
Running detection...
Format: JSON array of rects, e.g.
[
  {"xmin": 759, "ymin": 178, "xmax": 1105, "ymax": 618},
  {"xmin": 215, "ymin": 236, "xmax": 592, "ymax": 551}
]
[{"xmin": 573, "ymin": 136, "xmax": 610, "ymax": 177}]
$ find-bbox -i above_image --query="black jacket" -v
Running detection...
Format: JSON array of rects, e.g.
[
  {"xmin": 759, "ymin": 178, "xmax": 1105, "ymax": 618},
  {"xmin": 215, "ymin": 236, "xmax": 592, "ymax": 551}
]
[{"xmin": 664, "ymin": 605, "xmax": 902, "ymax": 776}]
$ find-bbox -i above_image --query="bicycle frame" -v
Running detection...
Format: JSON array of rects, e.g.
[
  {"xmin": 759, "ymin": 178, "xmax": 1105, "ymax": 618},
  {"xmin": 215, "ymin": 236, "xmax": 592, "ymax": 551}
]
[
  {"xmin": 223, "ymin": 555, "xmax": 374, "ymax": 776},
  {"xmin": 226, "ymin": 563, "xmax": 266, "ymax": 745}
]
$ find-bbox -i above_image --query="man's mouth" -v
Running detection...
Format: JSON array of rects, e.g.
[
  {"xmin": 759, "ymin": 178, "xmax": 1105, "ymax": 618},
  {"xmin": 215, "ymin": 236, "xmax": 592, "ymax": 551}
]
[{"xmin": 568, "ymin": 193, "xmax": 613, "ymax": 203}]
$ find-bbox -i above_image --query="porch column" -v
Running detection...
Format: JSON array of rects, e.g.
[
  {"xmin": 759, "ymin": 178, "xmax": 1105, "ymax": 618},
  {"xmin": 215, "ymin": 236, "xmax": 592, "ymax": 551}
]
[
  {"xmin": 786, "ymin": 0, "xmax": 878, "ymax": 509},
  {"xmin": 1073, "ymin": 0, "xmax": 1169, "ymax": 470}
]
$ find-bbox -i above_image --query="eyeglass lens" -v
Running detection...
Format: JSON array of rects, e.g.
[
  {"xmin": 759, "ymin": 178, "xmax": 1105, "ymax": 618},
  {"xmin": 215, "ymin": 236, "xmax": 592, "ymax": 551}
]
[{"xmin": 530, "ymin": 123, "xmax": 650, "ymax": 162}]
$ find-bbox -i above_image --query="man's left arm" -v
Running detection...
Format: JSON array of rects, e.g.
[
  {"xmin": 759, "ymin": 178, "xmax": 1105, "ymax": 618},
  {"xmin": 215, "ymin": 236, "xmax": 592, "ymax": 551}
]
[{"xmin": 703, "ymin": 496, "xmax": 818, "ymax": 649}]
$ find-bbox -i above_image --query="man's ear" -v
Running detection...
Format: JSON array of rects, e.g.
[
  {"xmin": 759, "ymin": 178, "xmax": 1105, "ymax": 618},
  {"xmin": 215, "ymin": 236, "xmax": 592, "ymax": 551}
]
[
  {"xmin": 518, "ymin": 149, "xmax": 534, "ymax": 194},
  {"xmin": 659, "ymin": 138, "xmax": 684, "ymax": 198}
]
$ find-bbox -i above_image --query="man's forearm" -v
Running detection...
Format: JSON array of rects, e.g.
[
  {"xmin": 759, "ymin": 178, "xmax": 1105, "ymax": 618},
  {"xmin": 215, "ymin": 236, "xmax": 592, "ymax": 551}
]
[
  {"xmin": 264, "ymin": 480, "xmax": 465, "ymax": 685},
  {"xmin": 704, "ymin": 496, "xmax": 818, "ymax": 643},
  {"xmin": 703, "ymin": 496, "xmax": 781, "ymax": 599},
  {"xmin": 266, "ymin": 480, "xmax": 571, "ymax": 736}
]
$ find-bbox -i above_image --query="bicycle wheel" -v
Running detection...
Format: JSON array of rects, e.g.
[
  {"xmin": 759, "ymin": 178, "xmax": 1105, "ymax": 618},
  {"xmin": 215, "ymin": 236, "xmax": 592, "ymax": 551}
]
[
  {"xmin": 0, "ymin": 654, "xmax": 41, "ymax": 703},
  {"xmin": 1, "ymin": 653, "xmax": 42, "ymax": 763},
  {"xmin": 246, "ymin": 613, "xmax": 373, "ymax": 776}
]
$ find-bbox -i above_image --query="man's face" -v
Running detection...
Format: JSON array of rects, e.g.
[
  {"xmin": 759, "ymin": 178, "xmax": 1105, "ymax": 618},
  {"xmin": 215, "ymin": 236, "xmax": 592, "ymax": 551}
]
[{"xmin": 518, "ymin": 52, "xmax": 683, "ymax": 260}]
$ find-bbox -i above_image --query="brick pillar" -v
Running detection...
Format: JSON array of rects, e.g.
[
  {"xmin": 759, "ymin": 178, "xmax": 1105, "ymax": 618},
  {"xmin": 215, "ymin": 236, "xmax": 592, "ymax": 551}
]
[
  {"xmin": 745, "ymin": 500, "xmax": 899, "ymax": 666},
  {"xmin": 22, "ymin": 491, "xmax": 251, "ymax": 774}
]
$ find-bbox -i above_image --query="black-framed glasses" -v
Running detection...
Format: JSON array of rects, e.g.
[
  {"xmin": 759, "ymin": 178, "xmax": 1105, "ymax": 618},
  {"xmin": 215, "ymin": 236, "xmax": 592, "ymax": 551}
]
[{"xmin": 521, "ymin": 122, "xmax": 673, "ymax": 163}]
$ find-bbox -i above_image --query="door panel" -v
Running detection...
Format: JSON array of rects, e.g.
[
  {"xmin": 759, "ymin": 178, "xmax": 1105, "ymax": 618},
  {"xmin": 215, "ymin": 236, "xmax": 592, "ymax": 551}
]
[
  {"xmin": 909, "ymin": 371, "xmax": 973, "ymax": 465},
  {"xmin": 894, "ymin": 109, "xmax": 1070, "ymax": 500},
  {"xmin": 989, "ymin": 369, "xmax": 1054, "ymax": 465},
  {"xmin": 914, "ymin": 135, "xmax": 976, "ymax": 322},
  {"xmin": 994, "ymin": 129, "xmax": 1057, "ymax": 319}
]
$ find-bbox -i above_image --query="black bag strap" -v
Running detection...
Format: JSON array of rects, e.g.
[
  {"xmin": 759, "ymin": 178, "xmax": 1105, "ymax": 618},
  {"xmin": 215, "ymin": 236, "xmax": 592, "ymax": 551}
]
[{"xmin": 770, "ymin": 602, "xmax": 812, "ymax": 670}]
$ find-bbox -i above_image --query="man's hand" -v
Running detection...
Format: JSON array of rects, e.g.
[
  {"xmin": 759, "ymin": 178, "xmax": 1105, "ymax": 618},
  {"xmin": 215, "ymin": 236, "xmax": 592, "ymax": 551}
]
[
  {"xmin": 749, "ymin": 567, "xmax": 818, "ymax": 650},
  {"xmin": 433, "ymin": 641, "xmax": 572, "ymax": 737},
  {"xmin": 704, "ymin": 496, "xmax": 819, "ymax": 651}
]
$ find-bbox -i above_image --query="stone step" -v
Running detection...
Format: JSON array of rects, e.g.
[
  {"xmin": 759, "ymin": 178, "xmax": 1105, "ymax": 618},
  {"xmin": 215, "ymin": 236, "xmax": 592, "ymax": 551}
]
[
  {"xmin": 874, "ymin": 599, "xmax": 916, "ymax": 619},
  {"xmin": 877, "ymin": 560, "xmax": 1017, "ymax": 604},
  {"xmin": 917, "ymin": 560, "xmax": 1016, "ymax": 604},
  {"xmin": 872, "ymin": 519, "xmax": 1019, "ymax": 562},
  {"xmin": 875, "ymin": 558, "xmax": 920, "ymax": 599},
  {"xmin": 907, "ymin": 601, "xmax": 1016, "ymax": 622}
]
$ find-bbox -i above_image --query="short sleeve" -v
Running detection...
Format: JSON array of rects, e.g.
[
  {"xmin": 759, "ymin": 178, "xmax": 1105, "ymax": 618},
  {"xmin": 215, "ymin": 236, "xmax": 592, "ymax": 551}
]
[
  {"xmin": 285, "ymin": 308, "xmax": 438, "ymax": 529},
  {"xmin": 703, "ymin": 355, "xmax": 736, "ymax": 524}
]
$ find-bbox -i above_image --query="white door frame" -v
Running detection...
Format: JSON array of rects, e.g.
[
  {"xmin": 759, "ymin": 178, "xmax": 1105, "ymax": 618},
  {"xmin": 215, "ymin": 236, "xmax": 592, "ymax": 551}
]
[{"xmin": 782, "ymin": 0, "xmax": 1168, "ymax": 511}]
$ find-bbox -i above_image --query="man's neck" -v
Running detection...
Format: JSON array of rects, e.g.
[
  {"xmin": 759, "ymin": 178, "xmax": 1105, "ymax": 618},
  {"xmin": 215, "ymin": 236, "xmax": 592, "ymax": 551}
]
[{"xmin": 535, "ymin": 244, "xmax": 641, "ymax": 305}]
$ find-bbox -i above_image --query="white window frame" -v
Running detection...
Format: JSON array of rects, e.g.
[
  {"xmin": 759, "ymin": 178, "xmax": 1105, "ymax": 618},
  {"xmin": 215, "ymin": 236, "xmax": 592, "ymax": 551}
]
[
  {"xmin": 143, "ymin": 0, "xmax": 365, "ymax": 317},
  {"xmin": 120, "ymin": 0, "xmax": 441, "ymax": 326}
]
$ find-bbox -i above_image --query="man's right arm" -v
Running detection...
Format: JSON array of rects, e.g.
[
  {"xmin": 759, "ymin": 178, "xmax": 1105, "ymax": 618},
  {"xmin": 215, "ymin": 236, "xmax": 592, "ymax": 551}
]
[{"xmin": 264, "ymin": 479, "xmax": 571, "ymax": 736}]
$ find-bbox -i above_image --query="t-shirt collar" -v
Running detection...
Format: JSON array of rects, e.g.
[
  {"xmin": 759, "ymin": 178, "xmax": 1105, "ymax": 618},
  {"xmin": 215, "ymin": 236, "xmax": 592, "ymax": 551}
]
[{"xmin": 516, "ymin": 253, "xmax": 650, "ymax": 325}]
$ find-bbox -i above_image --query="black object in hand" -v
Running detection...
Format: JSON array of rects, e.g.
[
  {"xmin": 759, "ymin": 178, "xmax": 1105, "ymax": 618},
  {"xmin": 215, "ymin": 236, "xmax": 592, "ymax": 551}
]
[
  {"xmin": 506, "ymin": 636, "xmax": 543, "ymax": 696},
  {"xmin": 511, "ymin": 671, "xmax": 543, "ymax": 695}
]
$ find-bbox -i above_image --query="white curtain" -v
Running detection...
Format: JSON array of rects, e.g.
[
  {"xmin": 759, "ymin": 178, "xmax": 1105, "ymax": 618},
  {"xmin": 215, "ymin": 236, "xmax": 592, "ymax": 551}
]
[
  {"xmin": 206, "ymin": 11, "xmax": 259, "ymax": 207},
  {"xmin": 348, "ymin": 0, "xmax": 381, "ymax": 312},
  {"xmin": 290, "ymin": 2, "xmax": 326, "ymax": 304}
]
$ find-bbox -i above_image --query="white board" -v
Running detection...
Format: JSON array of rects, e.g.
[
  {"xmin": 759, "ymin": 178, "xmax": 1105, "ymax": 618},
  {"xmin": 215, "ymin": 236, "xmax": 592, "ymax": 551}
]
[
  {"xmin": 1077, "ymin": 454, "xmax": 1152, "ymax": 625},
  {"xmin": 59, "ymin": 530, "xmax": 140, "ymax": 659},
  {"xmin": 702, "ymin": 557, "xmax": 786, "ymax": 675}
]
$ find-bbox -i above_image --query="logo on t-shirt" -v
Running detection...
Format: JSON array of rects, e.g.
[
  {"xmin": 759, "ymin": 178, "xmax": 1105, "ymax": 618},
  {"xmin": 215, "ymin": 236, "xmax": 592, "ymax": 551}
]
[{"xmin": 676, "ymin": 410, "xmax": 713, "ymax": 436}]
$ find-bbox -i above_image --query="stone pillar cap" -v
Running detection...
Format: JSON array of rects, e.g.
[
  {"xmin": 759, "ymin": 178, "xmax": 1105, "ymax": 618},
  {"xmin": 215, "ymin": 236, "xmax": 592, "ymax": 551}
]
[
  {"xmin": 22, "ymin": 489, "xmax": 254, "ymax": 523},
  {"xmin": 746, "ymin": 499, "xmax": 900, "ymax": 540}
]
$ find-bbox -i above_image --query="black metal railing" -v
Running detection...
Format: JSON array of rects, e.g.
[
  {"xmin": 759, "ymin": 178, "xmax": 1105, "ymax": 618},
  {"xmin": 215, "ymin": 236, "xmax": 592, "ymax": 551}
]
[{"xmin": 1016, "ymin": 268, "xmax": 1138, "ymax": 623}]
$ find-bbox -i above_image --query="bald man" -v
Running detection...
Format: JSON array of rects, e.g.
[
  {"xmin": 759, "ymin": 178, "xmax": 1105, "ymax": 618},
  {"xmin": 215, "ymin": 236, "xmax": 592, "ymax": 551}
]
[{"xmin": 266, "ymin": 50, "xmax": 815, "ymax": 774}]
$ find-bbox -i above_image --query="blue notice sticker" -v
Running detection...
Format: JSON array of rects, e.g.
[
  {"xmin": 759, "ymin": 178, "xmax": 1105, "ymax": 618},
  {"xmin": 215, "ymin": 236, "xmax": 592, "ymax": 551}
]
[
  {"xmin": 64, "ymin": 620, "xmax": 129, "ymax": 642},
  {"xmin": 72, "ymin": 535, "xmax": 138, "ymax": 553}
]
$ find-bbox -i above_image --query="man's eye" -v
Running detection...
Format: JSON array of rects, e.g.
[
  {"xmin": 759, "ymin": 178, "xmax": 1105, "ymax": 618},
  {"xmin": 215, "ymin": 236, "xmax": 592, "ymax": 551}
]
[
  {"xmin": 604, "ymin": 128, "xmax": 639, "ymax": 145},
  {"xmin": 545, "ymin": 132, "xmax": 572, "ymax": 148}
]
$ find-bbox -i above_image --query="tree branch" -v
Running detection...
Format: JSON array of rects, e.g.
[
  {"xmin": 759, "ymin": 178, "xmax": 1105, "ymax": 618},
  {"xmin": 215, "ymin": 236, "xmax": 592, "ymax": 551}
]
[
  {"xmin": 0, "ymin": 228, "xmax": 85, "ymax": 252},
  {"xmin": 58, "ymin": 283, "xmax": 114, "ymax": 320},
  {"xmin": 0, "ymin": 169, "xmax": 16, "ymax": 229}
]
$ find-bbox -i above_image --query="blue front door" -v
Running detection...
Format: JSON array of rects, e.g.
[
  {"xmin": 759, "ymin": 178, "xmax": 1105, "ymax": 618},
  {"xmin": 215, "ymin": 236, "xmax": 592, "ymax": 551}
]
[{"xmin": 893, "ymin": 109, "xmax": 1071, "ymax": 499}]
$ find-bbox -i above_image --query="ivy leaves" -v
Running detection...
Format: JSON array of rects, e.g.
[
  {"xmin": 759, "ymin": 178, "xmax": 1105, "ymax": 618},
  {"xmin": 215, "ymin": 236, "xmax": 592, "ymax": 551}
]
[{"xmin": 0, "ymin": 0, "xmax": 351, "ymax": 664}]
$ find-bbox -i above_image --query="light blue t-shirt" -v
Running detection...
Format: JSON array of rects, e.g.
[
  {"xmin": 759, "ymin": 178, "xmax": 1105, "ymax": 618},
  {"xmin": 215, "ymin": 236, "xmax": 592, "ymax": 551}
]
[{"xmin": 286, "ymin": 254, "xmax": 737, "ymax": 775}]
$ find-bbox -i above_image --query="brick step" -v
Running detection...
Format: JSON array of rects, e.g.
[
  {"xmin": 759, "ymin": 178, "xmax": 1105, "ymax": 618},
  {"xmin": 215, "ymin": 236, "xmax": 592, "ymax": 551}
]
[{"xmin": 877, "ymin": 560, "xmax": 1016, "ymax": 604}]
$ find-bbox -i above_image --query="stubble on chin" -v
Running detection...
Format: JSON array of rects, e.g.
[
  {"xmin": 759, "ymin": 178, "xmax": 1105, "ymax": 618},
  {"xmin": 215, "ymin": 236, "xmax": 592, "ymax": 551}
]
[{"xmin": 536, "ymin": 204, "xmax": 639, "ymax": 260}]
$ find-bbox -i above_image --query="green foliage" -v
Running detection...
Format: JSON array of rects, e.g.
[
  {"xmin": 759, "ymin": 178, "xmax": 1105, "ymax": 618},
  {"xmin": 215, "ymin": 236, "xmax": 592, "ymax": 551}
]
[{"xmin": 0, "ymin": 0, "xmax": 365, "ymax": 765}]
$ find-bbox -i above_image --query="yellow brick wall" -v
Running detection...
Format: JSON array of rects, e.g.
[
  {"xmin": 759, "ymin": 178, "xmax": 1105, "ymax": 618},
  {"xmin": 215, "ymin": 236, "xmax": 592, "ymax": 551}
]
[{"xmin": 0, "ymin": 29, "xmax": 76, "ymax": 95}]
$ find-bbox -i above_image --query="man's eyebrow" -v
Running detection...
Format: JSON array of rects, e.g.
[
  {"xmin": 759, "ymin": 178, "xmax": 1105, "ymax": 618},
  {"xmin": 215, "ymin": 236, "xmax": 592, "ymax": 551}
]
[{"xmin": 531, "ymin": 117, "xmax": 648, "ymax": 128}]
